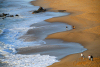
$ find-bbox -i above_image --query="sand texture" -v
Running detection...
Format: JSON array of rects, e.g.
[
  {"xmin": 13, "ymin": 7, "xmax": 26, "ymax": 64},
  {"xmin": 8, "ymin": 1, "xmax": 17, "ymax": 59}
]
[{"xmin": 31, "ymin": 0, "xmax": 100, "ymax": 67}]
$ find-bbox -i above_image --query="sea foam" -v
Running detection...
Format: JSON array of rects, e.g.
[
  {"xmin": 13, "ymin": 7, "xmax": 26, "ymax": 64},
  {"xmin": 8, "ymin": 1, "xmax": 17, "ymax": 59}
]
[{"xmin": 1, "ymin": 54, "xmax": 59, "ymax": 67}]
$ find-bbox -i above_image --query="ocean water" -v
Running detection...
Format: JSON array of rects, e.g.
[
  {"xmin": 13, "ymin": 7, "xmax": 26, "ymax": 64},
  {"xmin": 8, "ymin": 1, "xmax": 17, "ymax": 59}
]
[{"xmin": 0, "ymin": 0, "xmax": 87, "ymax": 67}]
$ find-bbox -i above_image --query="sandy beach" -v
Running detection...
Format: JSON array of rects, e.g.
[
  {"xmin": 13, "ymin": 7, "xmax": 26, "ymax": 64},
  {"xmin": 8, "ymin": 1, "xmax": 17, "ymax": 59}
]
[{"xmin": 31, "ymin": 0, "xmax": 100, "ymax": 67}]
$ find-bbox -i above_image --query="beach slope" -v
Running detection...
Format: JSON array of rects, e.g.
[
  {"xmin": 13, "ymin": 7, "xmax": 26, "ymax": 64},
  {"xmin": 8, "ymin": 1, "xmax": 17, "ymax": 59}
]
[{"xmin": 31, "ymin": 0, "xmax": 100, "ymax": 67}]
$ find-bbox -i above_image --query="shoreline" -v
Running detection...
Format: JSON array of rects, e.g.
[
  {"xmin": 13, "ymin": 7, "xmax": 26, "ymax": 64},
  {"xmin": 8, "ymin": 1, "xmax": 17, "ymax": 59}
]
[{"xmin": 31, "ymin": 0, "xmax": 100, "ymax": 67}]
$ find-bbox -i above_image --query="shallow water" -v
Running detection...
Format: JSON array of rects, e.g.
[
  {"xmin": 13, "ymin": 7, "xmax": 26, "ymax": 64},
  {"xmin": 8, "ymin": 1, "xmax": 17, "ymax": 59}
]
[
  {"xmin": 0, "ymin": 0, "xmax": 87, "ymax": 67},
  {"xmin": 18, "ymin": 39, "xmax": 86, "ymax": 60}
]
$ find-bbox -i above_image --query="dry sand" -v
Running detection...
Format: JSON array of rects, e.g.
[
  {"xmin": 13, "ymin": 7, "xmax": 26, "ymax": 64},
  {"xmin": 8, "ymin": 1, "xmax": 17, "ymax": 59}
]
[{"xmin": 31, "ymin": 0, "xmax": 100, "ymax": 67}]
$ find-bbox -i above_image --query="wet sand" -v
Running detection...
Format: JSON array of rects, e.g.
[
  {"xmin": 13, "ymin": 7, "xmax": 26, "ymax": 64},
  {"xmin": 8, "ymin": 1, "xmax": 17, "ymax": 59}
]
[
  {"xmin": 31, "ymin": 0, "xmax": 100, "ymax": 67},
  {"xmin": 18, "ymin": 21, "xmax": 86, "ymax": 60}
]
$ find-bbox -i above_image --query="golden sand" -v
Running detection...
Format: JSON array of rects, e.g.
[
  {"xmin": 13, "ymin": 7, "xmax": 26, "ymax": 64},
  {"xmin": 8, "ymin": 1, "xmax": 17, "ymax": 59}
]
[
  {"xmin": 73, "ymin": 57, "xmax": 100, "ymax": 67},
  {"xmin": 31, "ymin": 0, "xmax": 100, "ymax": 67}
]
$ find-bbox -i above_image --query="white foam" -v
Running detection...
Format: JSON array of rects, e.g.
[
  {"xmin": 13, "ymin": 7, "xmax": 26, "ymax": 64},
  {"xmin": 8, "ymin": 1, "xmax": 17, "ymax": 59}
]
[{"xmin": 1, "ymin": 54, "xmax": 59, "ymax": 67}]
